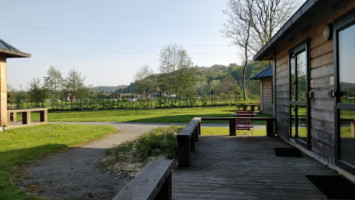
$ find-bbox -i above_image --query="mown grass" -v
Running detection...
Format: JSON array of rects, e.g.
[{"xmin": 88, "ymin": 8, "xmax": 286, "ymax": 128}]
[
  {"xmin": 48, "ymin": 106, "xmax": 272, "ymax": 124},
  {"xmin": 0, "ymin": 124, "xmax": 116, "ymax": 200},
  {"xmin": 201, "ymin": 127, "xmax": 267, "ymax": 136}
]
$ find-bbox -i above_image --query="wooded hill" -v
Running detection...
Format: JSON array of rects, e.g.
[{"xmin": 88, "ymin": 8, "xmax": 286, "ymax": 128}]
[{"xmin": 116, "ymin": 61, "xmax": 268, "ymax": 100}]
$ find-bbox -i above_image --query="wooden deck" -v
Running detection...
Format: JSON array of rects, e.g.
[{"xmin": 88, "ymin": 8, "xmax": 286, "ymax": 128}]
[{"xmin": 172, "ymin": 136, "xmax": 337, "ymax": 200}]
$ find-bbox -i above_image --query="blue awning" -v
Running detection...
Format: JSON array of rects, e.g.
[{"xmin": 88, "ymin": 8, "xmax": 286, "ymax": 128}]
[{"xmin": 250, "ymin": 65, "xmax": 273, "ymax": 80}]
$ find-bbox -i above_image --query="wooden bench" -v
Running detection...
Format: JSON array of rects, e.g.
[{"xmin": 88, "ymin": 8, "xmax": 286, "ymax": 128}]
[
  {"xmin": 201, "ymin": 117, "xmax": 275, "ymax": 137},
  {"xmin": 177, "ymin": 117, "xmax": 201, "ymax": 167},
  {"xmin": 7, "ymin": 108, "xmax": 48, "ymax": 126},
  {"xmin": 113, "ymin": 160, "xmax": 173, "ymax": 200}
]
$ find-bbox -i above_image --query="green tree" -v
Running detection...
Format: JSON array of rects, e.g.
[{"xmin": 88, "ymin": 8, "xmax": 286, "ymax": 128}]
[
  {"xmin": 44, "ymin": 66, "xmax": 64, "ymax": 101},
  {"xmin": 64, "ymin": 68, "xmax": 87, "ymax": 110},
  {"xmin": 29, "ymin": 78, "xmax": 49, "ymax": 107}
]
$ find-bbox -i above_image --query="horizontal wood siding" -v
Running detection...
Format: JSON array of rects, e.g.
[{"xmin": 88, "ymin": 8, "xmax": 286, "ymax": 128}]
[
  {"xmin": 275, "ymin": 53, "xmax": 289, "ymax": 139},
  {"xmin": 261, "ymin": 78, "xmax": 273, "ymax": 114},
  {"xmin": 272, "ymin": 0, "xmax": 355, "ymax": 167}
]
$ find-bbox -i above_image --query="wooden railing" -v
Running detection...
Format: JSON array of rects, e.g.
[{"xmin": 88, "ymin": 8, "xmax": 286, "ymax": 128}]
[
  {"xmin": 113, "ymin": 159, "xmax": 173, "ymax": 200},
  {"xmin": 7, "ymin": 108, "xmax": 48, "ymax": 126},
  {"xmin": 177, "ymin": 117, "xmax": 201, "ymax": 167},
  {"xmin": 201, "ymin": 117, "xmax": 275, "ymax": 137}
]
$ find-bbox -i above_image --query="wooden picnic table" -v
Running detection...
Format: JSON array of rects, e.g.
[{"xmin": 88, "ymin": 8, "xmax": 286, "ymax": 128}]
[
  {"xmin": 201, "ymin": 117, "xmax": 275, "ymax": 137},
  {"xmin": 236, "ymin": 104, "xmax": 260, "ymax": 112}
]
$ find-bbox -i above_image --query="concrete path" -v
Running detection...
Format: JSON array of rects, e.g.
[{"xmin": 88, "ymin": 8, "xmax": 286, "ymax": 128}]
[{"xmin": 14, "ymin": 122, "xmax": 169, "ymax": 200}]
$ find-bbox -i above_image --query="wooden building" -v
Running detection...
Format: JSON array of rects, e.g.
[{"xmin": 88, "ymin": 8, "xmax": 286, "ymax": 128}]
[
  {"xmin": 0, "ymin": 39, "xmax": 30, "ymax": 130},
  {"xmin": 254, "ymin": 0, "xmax": 355, "ymax": 181},
  {"xmin": 251, "ymin": 65, "xmax": 274, "ymax": 114}
]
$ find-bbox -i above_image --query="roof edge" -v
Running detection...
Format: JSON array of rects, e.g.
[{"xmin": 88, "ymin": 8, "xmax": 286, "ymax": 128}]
[
  {"xmin": 0, "ymin": 48, "xmax": 31, "ymax": 58},
  {"xmin": 253, "ymin": 0, "xmax": 318, "ymax": 60}
]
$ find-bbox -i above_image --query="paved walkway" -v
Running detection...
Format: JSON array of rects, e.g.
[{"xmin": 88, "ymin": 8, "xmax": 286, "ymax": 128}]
[
  {"xmin": 172, "ymin": 136, "xmax": 337, "ymax": 200},
  {"xmin": 15, "ymin": 122, "xmax": 168, "ymax": 199}
]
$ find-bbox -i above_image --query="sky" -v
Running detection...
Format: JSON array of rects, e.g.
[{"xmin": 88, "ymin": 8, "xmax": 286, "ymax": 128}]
[{"xmin": 0, "ymin": 0, "xmax": 240, "ymax": 90}]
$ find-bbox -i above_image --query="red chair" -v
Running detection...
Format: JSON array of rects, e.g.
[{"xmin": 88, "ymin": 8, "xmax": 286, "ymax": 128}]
[{"xmin": 235, "ymin": 110, "xmax": 254, "ymax": 136}]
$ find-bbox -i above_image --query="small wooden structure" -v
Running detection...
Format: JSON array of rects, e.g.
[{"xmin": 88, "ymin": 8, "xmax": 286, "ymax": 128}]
[
  {"xmin": 7, "ymin": 108, "xmax": 48, "ymax": 126},
  {"xmin": 0, "ymin": 39, "xmax": 30, "ymax": 130},
  {"xmin": 250, "ymin": 65, "xmax": 274, "ymax": 114},
  {"xmin": 254, "ymin": 0, "xmax": 355, "ymax": 178},
  {"xmin": 113, "ymin": 160, "xmax": 173, "ymax": 200},
  {"xmin": 177, "ymin": 117, "xmax": 201, "ymax": 167}
]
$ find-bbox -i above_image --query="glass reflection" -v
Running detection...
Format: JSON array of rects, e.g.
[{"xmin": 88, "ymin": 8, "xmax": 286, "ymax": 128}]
[
  {"xmin": 291, "ymin": 105, "xmax": 296, "ymax": 138},
  {"xmin": 339, "ymin": 24, "xmax": 355, "ymax": 103},
  {"xmin": 297, "ymin": 51, "xmax": 307, "ymax": 102},
  {"xmin": 298, "ymin": 105, "xmax": 307, "ymax": 143},
  {"xmin": 290, "ymin": 57, "xmax": 296, "ymax": 101},
  {"xmin": 340, "ymin": 110, "xmax": 355, "ymax": 166}
]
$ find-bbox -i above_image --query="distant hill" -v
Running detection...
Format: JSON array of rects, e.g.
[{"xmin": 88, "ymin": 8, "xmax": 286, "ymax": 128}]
[
  {"xmin": 122, "ymin": 61, "xmax": 268, "ymax": 98},
  {"xmin": 90, "ymin": 85, "xmax": 128, "ymax": 92}
]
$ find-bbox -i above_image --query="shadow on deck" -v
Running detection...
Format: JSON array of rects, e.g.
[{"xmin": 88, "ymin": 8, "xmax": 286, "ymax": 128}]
[{"xmin": 172, "ymin": 136, "xmax": 336, "ymax": 200}]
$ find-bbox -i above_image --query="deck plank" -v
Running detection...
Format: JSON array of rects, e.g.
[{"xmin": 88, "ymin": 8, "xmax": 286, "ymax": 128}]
[{"xmin": 172, "ymin": 136, "xmax": 336, "ymax": 200}]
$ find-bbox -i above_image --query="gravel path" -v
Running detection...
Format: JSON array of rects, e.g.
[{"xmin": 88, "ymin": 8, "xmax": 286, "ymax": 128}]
[{"xmin": 14, "ymin": 122, "xmax": 172, "ymax": 200}]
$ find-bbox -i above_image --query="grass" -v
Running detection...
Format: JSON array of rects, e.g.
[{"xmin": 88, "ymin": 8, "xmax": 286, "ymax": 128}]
[
  {"xmin": 201, "ymin": 127, "xmax": 267, "ymax": 136},
  {"xmin": 48, "ymin": 106, "xmax": 272, "ymax": 124},
  {"xmin": 0, "ymin": 124, "xmax": 116, "ymax": 200}
]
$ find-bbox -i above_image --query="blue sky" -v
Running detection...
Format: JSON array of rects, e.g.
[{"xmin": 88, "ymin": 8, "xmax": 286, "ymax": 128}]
[{"xmin": 1, "ymin": 0, "xmax": 239, "ymax": 90}]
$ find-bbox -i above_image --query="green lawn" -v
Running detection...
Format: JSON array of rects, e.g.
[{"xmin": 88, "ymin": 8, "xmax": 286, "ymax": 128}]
[
  {"xmin": 201, "ymin": 127, "xmax": 266, "ymax": 136},
  {"xmin": 48, "ymin": 106, "xmax": 272, "ymax": 124},
  {"xmin": 0, "ymin": 124, "xmax": 116, "ymax": 200}
]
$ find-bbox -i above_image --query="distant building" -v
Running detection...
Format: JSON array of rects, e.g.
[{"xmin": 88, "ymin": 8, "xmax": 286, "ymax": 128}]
[
  {"xmin": 250, "ymin": 65, "xmax": 273, "ymax": 114},
  {"xmin": 0, "ymin": 39, "xmax": 30, "ymax": 130}
]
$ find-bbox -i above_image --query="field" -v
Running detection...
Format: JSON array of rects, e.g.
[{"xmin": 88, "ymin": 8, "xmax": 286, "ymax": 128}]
[{"xmin": 46, "ymin": 106, "xmax": 271, "ymax": 124}]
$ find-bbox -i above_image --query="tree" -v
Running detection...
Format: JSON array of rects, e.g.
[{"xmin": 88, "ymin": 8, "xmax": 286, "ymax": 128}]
[
  {"xmin": 29, "ymin": 78, "xmax": 49, "ymax": 107},
  {"xmin": 223, "ymin": 0, "xmax": 302, "ymax": 100},
  {"xmin": 133, "ymin": 65, "xmax": 154, "ymax": 97},
  {"xmin": 223, "ymin": 0, "xmax": 254, "ymax": 101},
  {"xmin": 64, "ymin": 68, "xmax": 86, "ymax": 110},
  {"xmin": 158, "ymin": 44, "xmax": 195, "ymax": 106},
  {"xmin": 44, "ymin": 66, "xmax": 64, "ymax": 100}
]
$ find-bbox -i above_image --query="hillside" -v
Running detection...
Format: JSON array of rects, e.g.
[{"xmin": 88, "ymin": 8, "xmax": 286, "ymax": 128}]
[{"xmin": 117, "ymin": 61, "xmax": 269, "ymax": 98}]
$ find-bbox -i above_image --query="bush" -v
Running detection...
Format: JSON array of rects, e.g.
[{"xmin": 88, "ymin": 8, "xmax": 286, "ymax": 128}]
[{"xmin": 105, "ymin": 126, "xmax": 181, "ymax": 174}]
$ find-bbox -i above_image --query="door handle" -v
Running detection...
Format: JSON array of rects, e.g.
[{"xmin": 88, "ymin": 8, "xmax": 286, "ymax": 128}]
[{"xmin": 328, "ymin": 90, "xmax": 336, "ymax": 98}]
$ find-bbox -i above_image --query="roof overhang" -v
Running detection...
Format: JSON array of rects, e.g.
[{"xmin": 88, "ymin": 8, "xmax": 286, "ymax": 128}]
[{"xmin": 0, "ymin": 48, "xmax": 31, "ymax": 58}]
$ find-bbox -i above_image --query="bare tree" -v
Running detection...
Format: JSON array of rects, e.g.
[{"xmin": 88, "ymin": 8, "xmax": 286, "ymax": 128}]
[
  {"xmin": 223, "ymin": 0, "xmax": 303, "ymax": 100},
  {"xmin": 133, "ymin": 65, "xmax": 154, "ymax": 96},
  {"xmin": 223, "ymin": 0, "xmax": 254, "ymax": 101},
  {"xmin": 133, "ymin": 65, "xmax": 154, "ymax": 82}
]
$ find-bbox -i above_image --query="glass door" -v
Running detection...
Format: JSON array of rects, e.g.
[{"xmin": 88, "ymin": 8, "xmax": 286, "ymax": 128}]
[
  {"xmin": 289, "ymin": 42, "xmax": 311, "ymax": 149},
  {"xmin": 334, "ymin": 19, "xmax": 355, "ymax": 173}
]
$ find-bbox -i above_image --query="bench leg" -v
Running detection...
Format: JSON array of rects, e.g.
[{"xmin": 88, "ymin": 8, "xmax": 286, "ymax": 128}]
[
  {"xmin": 230, "ymin": 119, "xmax": 236, "ymax": 136},
  {"xmin": 155, "ymin": 172, "xmax": 172, "ymax": 200},
  {"xmin": 266, "ymin": 120, "xmax": 274, "ymax": 137},
  {"xmin": 177, "ymin": 135, "xmax": 191, "ymax": 167},
  {"xmin": 7, "ymin": 112, "xmax": 10, "ymax": 125},
  {"xmin": 22, "ymin": 111, "xmax": 31, "ymax": 124}
]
